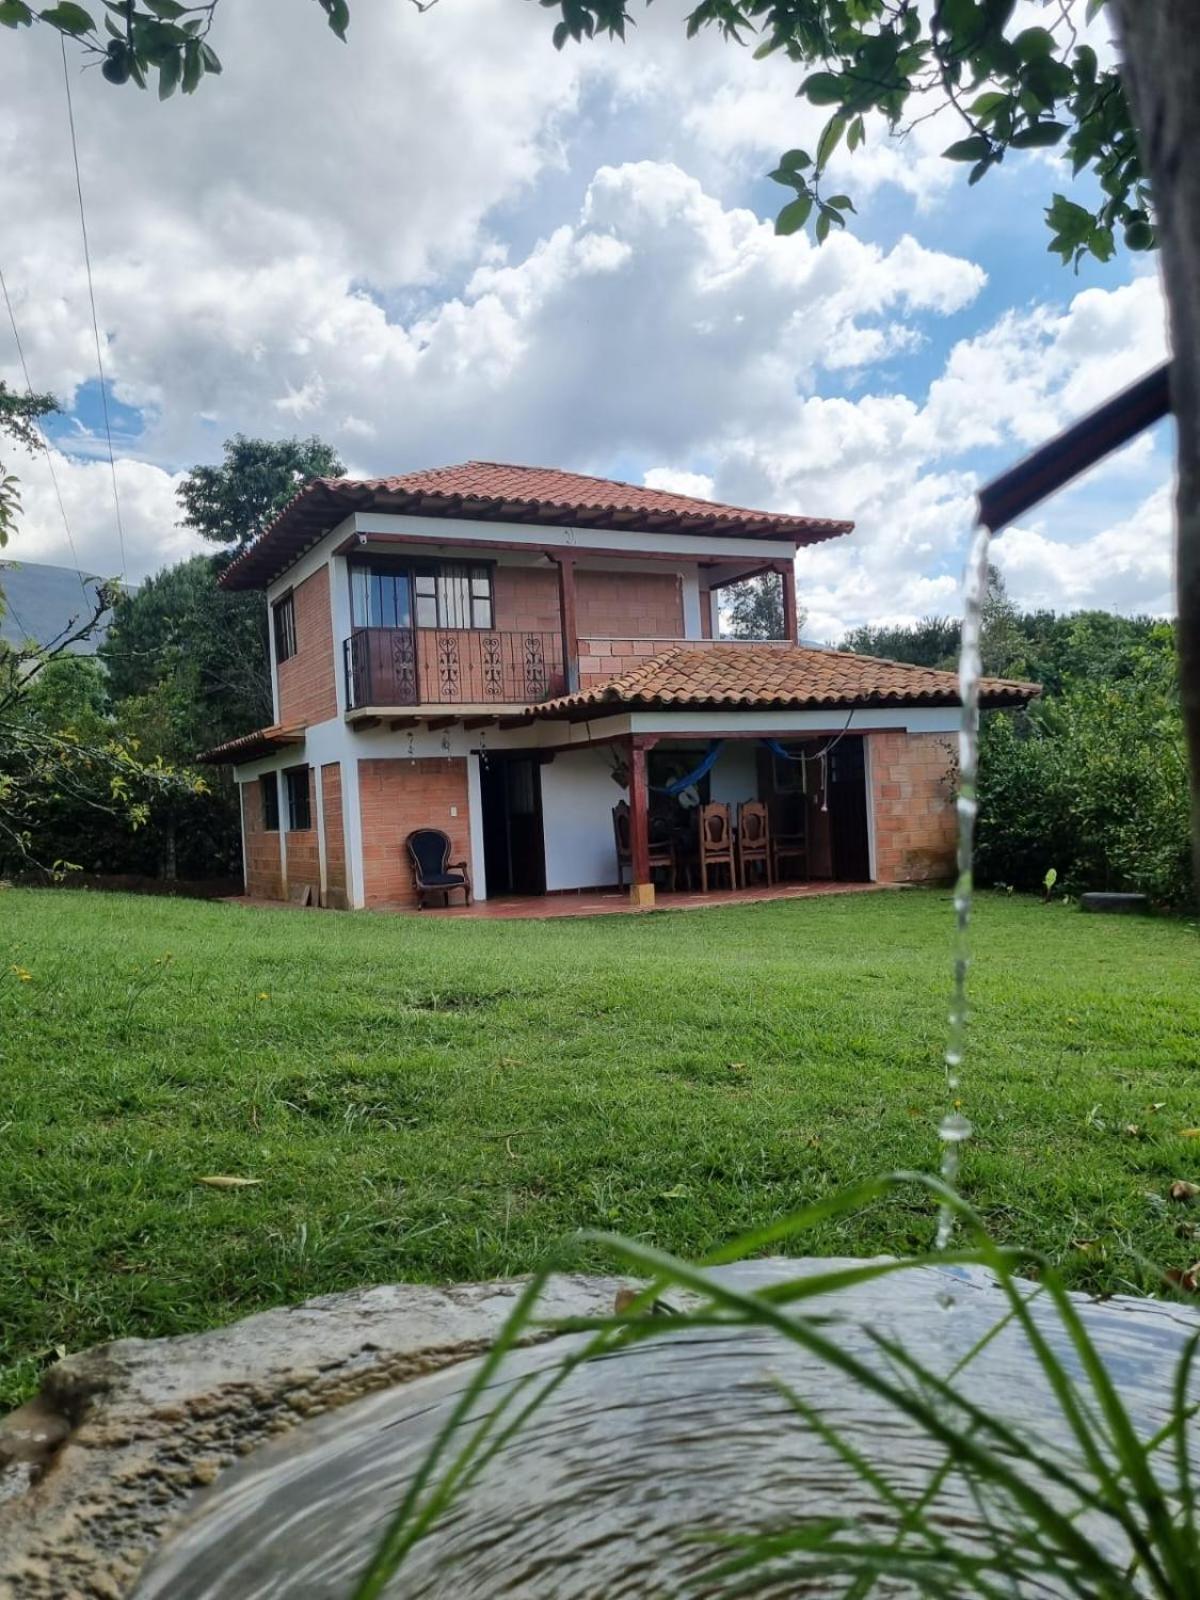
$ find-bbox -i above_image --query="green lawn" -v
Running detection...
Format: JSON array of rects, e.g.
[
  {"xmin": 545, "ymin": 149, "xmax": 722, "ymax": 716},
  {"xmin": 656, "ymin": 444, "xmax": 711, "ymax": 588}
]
[{"xmin": 1, "ymin": 886, "xmax": 1197, "ymax": 1407}]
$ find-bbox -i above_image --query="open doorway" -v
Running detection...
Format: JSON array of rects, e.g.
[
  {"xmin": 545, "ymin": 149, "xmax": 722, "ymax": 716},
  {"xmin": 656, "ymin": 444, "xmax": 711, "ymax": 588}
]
[{"xmin": 481, "ymin": 755, "xmax": 546, "ymax": 896}]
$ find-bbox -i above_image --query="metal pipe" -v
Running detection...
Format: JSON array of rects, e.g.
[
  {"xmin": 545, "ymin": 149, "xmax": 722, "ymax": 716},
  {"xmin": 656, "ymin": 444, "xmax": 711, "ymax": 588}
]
[{"xmin": 977, "ymin": 361, "xmax": 1172, "ymax": 533}]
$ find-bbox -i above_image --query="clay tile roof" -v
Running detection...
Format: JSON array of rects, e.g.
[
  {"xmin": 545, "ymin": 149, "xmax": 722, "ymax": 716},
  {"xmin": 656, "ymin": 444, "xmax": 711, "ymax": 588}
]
[
  {"xmin": 533, "ymin": 644, "xmax": 1040, "ymax": 717},
  {"xmin": 198, "ymin": 723, "xmax": 306, "ymax": 765},
  {"xmin": 219, "ymin": 462, "xmax": 854, "ymax": 590}
]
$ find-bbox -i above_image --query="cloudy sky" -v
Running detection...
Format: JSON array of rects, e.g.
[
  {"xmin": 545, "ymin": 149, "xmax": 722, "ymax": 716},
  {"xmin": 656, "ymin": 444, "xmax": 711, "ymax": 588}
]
[{"xmin": 0, "ymin": 0, "xmax": 1174, "ymax": 639}]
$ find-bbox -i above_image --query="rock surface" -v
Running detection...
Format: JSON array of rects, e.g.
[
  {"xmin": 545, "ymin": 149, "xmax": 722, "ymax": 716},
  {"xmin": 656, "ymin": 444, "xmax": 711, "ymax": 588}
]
[{"xmin": 0, "ymin": 1275, "xmax": 624, "ymax": 1600}]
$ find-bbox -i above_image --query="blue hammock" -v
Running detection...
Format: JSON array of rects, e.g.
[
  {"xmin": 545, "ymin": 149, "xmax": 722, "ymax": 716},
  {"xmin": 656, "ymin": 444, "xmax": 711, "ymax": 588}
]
[
  {"xmin": 762, "ymin": 737, "xmax": 810, "ymax": 763},
  {"xmin": 650, "ymin": 740, "xmax": 725, "ymax": 796}
]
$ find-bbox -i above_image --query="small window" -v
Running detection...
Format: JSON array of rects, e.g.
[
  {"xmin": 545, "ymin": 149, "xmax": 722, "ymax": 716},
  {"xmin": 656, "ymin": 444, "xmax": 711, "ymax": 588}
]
[
  {"xmin": 260, "ymin": 773, "xmax": 280, "ymax": 832},
  {"xmin": 414, "ymin": 571, "xmax": 438, "ymax": 629},
  {"xmin": 351, "ymin": 565, "xmax": 412, "ymax": 629},
  {"xmin": 273, "ymin": 592, "xmax": 297, "ymax": 663},
  {"xmin": 284, "ymin": 766, "xmax": 311, "ymax": 832}
]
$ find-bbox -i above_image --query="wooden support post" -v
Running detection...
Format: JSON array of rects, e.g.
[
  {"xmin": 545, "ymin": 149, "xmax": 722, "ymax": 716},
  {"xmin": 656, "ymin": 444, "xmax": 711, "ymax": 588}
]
[
  {"xmin": 778, "ymin": 560, "xmax": 799, "ymax": 643},
  {"xmin": 553, "ymin": 553, "xmax": 580, "ymax": 694},
  {"xmin": 627, "ymin": 736, "xmax": 655, "ymax": 907}
]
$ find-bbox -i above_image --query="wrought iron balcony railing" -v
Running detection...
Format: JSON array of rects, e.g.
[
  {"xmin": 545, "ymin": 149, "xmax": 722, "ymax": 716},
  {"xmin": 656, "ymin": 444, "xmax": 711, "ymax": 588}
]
[{"xmin": 344, "ymin": 627, "xmax": 566, "ymax": 710}]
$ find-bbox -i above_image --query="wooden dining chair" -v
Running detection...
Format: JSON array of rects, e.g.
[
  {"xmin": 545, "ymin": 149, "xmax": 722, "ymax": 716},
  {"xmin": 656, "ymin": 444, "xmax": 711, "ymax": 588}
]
[
  {"xmin": 736, "ymin": 800, "xmax": 772, "ymax": 888},
  {"xmin": 697, "ymin": 802, "xmax": 735, "ymax": 892},
  {"xmin": 772, "ymin": 820, "xmax": 809, "ymax": 883},
  {"xmin": 613, "ymin": 800, "xmax": 677, "ymax": 890}
]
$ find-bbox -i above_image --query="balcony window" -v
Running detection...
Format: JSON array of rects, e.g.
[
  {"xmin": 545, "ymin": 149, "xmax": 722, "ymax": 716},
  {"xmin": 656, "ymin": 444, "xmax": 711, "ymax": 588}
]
[
  {"xmin": 351, "ymin": 561, "xmax": 493, "ymax": 630},
  {"xmin": 351, "ymin": 566, "xmax": 413, "ymax": 629}
]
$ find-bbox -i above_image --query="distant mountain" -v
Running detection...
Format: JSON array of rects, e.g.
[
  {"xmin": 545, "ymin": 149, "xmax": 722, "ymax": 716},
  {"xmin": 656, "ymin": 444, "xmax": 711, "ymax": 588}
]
[{"xmin": 0, "ymin": 561, "xmax": 132, "ymax": 655}]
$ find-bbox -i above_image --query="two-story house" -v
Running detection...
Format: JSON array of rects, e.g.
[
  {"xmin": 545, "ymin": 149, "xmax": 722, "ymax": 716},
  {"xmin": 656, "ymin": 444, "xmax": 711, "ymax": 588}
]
[{"xmin": 202, "ymin": 462, "xmax": 1036, "ymax": 910}]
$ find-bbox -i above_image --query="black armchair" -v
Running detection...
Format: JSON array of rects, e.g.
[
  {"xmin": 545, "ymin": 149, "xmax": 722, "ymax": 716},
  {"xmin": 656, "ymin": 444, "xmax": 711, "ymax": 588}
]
[{"xmin": 406, "ymin": 829, "xmax": 472, "ymax": 909}]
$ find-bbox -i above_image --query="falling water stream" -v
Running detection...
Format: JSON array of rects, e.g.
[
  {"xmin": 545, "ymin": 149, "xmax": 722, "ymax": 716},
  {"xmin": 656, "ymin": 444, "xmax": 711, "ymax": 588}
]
[{"xmin": 934, "ymin": 521, "xmax": 992, "ymax": 1256}]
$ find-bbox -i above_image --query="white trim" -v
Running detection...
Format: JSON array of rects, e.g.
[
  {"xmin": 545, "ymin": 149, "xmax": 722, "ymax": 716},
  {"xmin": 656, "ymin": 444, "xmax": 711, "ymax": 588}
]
[
  {"xmin": 342, "ymin": 754, "xmax": 365, "ymax": 909},
  {"xmin": 467, "ymin": 753, "xmax": 487, "ymax": 902},
  {"xmin": 351, "ymin": 511, "xmax": 799, "ymax": 564},
  {"xmin": 237, "ymin": 782, "xmax": 249, "ymax": 890},
  {"xmin": 329, "ymin": 552, "xmax": 354, "ymax": 717},
  {"xmin": 680, "ymin": 562, "xmax": 702, "ymax": 638},
  {"xmin": 863, "ymin": 735, "xmax": 878, "ymax": 883},
  {"xmin": 627, "ymin": 706, "xmax": 960, "ymax": 737},
  {"xmin": 265, "ymin": 605, "xmax": 280, "ymax": 723}
]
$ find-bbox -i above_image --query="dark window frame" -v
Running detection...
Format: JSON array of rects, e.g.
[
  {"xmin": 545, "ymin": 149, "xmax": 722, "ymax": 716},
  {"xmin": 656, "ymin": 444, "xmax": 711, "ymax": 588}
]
[
  {"xmin": 284, "ymin": 765, "xmax": 312, "ymax": 832},
  {"xmin": 350, "ymin": 559, "xmax": 494, "ymax": 631},
  {"xmin": 260, "ymin": 773, "xmax": 280, "ymax": 832},
  {"xmin": 273, "ymin": 590, "xmax": 297, "ymax": 663}
]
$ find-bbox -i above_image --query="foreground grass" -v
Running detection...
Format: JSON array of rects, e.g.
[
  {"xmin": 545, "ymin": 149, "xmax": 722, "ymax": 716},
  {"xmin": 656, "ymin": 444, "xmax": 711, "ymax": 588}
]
[{"xmin": 1, "ymin": 886, "xmax": 1197, "ymax": 1407}]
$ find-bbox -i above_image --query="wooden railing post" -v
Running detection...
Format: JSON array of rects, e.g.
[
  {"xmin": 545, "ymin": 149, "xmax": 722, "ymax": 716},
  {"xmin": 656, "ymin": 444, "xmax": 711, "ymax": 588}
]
[
  {"xmin": 553, "ymin": 554, "xmax": 580, "ymax": 693},
  {"xmin": 628, "ymin": 736, "xmax": 655, "ymax": 908}
]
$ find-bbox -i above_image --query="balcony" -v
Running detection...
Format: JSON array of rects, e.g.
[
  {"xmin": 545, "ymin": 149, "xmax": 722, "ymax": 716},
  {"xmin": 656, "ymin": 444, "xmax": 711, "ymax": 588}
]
[{"xmin": 344, "ymin": 627, "xmax": 566, "ymax": 711}]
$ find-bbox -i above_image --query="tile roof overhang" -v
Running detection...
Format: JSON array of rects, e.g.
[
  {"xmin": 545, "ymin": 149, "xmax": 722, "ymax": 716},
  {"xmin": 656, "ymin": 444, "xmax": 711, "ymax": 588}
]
[
  {"xmin": 219, "ymin": 462, "xmax": 855, "ymax": 591},
  {"xmin": 529, "ymin": 645, "xmax": 1040, "ymax": 720},
  {"xmin": 198, "ymin": 723, "xmax": 306, "ymax": 765}
]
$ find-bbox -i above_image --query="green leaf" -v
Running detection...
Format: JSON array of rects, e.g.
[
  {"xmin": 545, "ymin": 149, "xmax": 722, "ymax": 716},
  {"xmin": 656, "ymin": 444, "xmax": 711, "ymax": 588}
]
[
  {"xmin": 180, "ymin": 34, "xmax": 201, "ymax": 91},
  {"xmin": 323, "ymin": 0, "xmax": 349, "ymax": 41},
  {"xmin": 38, "ymin": 2, "xmax": 95, "ymax": 34},
  {"xmin": 1013, "ymin": 25, "xmax": 1055, "ymax": 60},
  {"xmin": 801, "ymin": 71, "xmax": 843, "ymax": 106},
  {"xmin": 1085, "ymin": 0, "xmax": 1105, "ymax": 18},
  {"xmin": 969, "ymin": 90, "xmax": 1008, "ymax": 118},
  {"xmin": 846, "ymin": 114, "xmax": 865, "ymax": 153},
  {"xmin": 825, "ymin": 194, "xmax": 855, "ymax": 213},
  {"xmin": 157, "ymin": 44, "xmax": 179, "ymax": 99},
  {"xmin": 816, "ymin": 113, "xmax": 845, "ymax": 170},
  {"xmin": 774, "ymin": 195, "xmax": 812, "ymax": 237},
  {"xmin": 145, "ymin": 0, "xmax": 185, "ymax": 16},
  {"xmin": 1011, "ymin": 121, "xmax": 1067, "ymax": 149},
  {"xmin": 815, "ymin": 208, "xmax": 831, "ymax": 245},
  {"xmin": 0, "ymin": 0, "xmax": 34, "ymax": 27},
  {"xmin": 778, "ymin": 148, "xmax": 811, "ymax": 171},
  {"xmin": 197, "ymin": 38, "xmax": 220, "ymax": 73},
  {"xmin": 1087, "ymin": 225, "xmax": 1114, "ymax": 263},
  {"xmin": 942, "ymin": 135, "xmax": 990, "ymax": 162}
]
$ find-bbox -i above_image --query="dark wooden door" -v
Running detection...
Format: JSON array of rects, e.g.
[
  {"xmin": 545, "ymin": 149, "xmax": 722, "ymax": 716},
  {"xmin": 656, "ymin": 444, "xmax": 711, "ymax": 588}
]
[
  {"xmin": 481, "ymin": 757, "xmax": 545, "ymax": 896},
  {"xmin": 829, "ymin": 736, "xmax": 871, "ymax": 881}
]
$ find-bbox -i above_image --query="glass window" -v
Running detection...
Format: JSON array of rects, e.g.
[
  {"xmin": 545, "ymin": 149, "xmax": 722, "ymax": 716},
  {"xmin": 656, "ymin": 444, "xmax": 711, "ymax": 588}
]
[
  {"xmin": 471, "ymin": 565, "xmax": 493, "ymax": 629},
  {"xmin": 284, "ymin": 766, "xmax": 311, "ymax": 832},
  {"xmin": 351, "ymin": 566, "xmax": 411, "ymax": 629},
  {"xmin": 260, "ymin": 773, "xmax": 280, "ymax": 832},
  {"xmin": 414, "ymin": 572, "xmax": 438, "ymax": 629},
  {"xmin": 273, "ymin": 593, "xmax": 297, "ymax": 663}
]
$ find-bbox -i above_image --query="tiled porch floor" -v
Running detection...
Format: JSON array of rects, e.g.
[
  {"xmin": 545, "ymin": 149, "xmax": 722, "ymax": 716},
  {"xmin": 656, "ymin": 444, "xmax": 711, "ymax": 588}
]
[
  {"xmin": 392, "ymin": 880, "xmax": 889, "ymax": 919},
  {"xmin": 228, "ymin": 880, "xmax": 894, "ymax": 919}
]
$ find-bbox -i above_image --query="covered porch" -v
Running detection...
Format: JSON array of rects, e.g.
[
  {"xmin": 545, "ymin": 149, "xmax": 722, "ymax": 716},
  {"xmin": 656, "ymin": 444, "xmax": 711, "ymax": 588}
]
[{"xmin": 415, "ymin": 879, "xmax": 889, "ymax": 919}]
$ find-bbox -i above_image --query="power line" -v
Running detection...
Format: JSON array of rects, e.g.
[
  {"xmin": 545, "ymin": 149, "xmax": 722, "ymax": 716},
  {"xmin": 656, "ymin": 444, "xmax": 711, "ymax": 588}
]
[
  {"xmin": 60, "ymin": 35, "xmax": 127, "ymax": 580},
  {"xmin": 0, "ymin": 261, "xmax": 90, "ymax": 602}
]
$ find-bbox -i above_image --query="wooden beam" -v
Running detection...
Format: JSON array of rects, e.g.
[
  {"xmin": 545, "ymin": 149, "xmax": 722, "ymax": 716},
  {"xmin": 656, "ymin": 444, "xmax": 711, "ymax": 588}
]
[
  {"xmin": 552, "ymin": 553, "xmax": 580, "ymax": 694},
  {"xmin": 497, "ymin": 715, "xmax": 535, "ymax": 730},
  {"xmin": 778, "ymin": 560, "xmax": 799, "ymax": 643},
  {"xmin": 388, "ymin": 716, "xmax": 421, "ymax": 730},
  {"xmin": 425, "ymin": 716, "xmax": 458, "ymax": 732},
  {"xmin": 704, "ymin": 559, "xmax": 776, "ymax": 592},
  {"xmin": 462, "ymin": 715, "xmax": 498, "ymax": 730},
  {"xmin": 627, "ymin": 737, "xmax": 654, "ymax": 908}
]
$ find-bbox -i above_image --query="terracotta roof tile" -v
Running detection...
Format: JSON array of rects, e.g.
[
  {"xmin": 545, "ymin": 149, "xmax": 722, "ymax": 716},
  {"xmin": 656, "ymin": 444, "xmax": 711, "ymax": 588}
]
[
  {"xmin": 534, "ymin": 644, "xmax": 1039, "ymax": 716},
  {"xmin": 199, "ymin": 723, "xmax": 306, "ymax": 765},
  {"xmin": 220, "ymin": 462, "xmax": 854, "ymax": 589}
]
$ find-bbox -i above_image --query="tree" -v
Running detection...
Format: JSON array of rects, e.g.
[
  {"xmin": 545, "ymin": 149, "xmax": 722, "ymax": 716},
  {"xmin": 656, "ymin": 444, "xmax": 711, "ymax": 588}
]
[
  {"xmin": 722, "ymin": 571, "xmax": 806, "ymax": 640},
  {"xmin": 841, "ymin": 615, "xmax": 960, "ymax": 669},
  {"xmin": 0, "ymin": 380, "xmax": 56, "ymax": 549},
  {"xmin": 177, "ymin": 433, "xmax": 345, "ymax": 556}
]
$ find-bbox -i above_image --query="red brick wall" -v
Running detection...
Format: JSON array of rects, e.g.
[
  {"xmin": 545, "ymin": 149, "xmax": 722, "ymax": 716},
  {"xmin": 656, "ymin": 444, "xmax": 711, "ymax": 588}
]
[
  {"xmin": 242, "ymin": 777, "xmax": 283, "ymax": 900},
  {"xmin": 321, "ymin": 762, "xmax": 347, "ymax": 907},
  {"xmin": 870, "ymin": 731, "xmax": 958, "ymax": 884},
  {"xmin": 493, "ymin": 565, "xmax": 561, "ymax": 633},
  {"xmin": 358, "ymin": 757, "xmax": 472, "ymax": 908},
  {"xmin": 284, "ymin": 765, "xmax": 320, "ymax": 900},
  {"xmin": 277, "ymin": 565, "xmax": 337, "ymax": 727},
  {"xmin": 577, "ymin": 569, "xmax": 683, "ymax": 638}
]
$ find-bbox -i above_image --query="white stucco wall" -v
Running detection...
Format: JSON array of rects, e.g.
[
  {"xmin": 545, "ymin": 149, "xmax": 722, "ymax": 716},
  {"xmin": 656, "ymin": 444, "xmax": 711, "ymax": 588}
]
[
  {"xmin": 708, "ymin": 741, "xmax": 760, "ymax": 810},
  {"xmin": 541, "ymin": 745, "xmax": 623, "ymax": 891}
]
